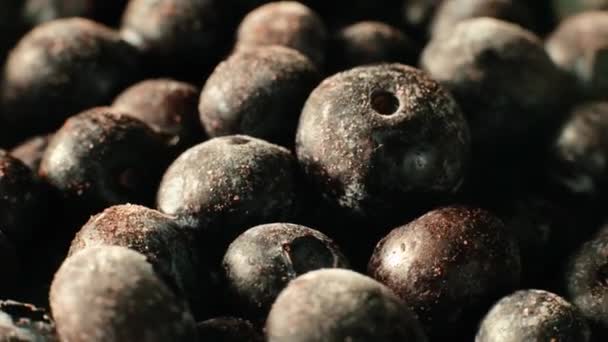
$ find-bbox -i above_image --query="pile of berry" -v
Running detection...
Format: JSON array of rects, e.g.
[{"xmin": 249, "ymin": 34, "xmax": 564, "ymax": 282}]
[{"xmin": 0, "ymin": 0, "xmax": 607, "ymax": 341}]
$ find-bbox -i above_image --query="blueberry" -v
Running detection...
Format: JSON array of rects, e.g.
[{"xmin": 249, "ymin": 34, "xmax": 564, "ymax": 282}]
[
  {"xmin": 40, "ymin": 107, "xmax": 172, "ymax": 217},
  {"xmin": 368, "ymin": 206, "xmax": 521, "ymax": 338},
  {"xmin": 50, "ymin": 246, "xmax": 198, "ymax": 342},
  {"xmin": 157, "ymin": 135, "xmax": 298, "ymax": 245},
  {"xmin": 266, "ymin": 269, "xmax": 428, "ymax": 342},
  {"xmin": 296, "ymin": 64, "xmax": 470, "ymax": 222},
  {"xmin": 199, "ymin": 46, "xmax": 320, "ymax": 147},
  {"xmin": 0, "ymin": 300, "xmax": 57, "ymax": 341},
  {"xmin": 328, "ymin": 21, "xmax": 418, "ymax": 72},
  {"xmin": 222, "ymin": 223, "xmax": 349, "ymax": 319},
  {"xmin": 197, "ymin": 317, "xmax": 262, "ymax": 342},
  {"xmin": 1, "ymin": 18, "xmax": 139, "ymax": 142},
  {"xmin": 421, "ymin": 18, "xmax": 570, "ymax": 148},
  {"xmin": 0, "ymin": 232, "xmax": 19, "ymax": 296},
  {"xmin": 113, "ymin": 79, "xmax": 205, "ymax": 153},
  {"xmin": 236, "ymin": 2, "xmax": 327, "ymax": 67},
  {"xmin": 546, "ymin": 11, "xmax": 608, "ymax": 100},
  {"xmin": 476, "ymin": 290, "xmax": 590, "ymax": 342},
  {"xmin": 68, "ymin": 204, "xmax": 214, "ymax": 317},
  {"xmin": 10, "ymin": 134, "xmax": 52, "ymax": 172}
]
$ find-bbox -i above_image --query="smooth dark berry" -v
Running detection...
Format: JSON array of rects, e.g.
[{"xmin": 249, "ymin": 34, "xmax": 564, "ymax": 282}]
[
  {"xmin": 1, "ymin": 18, "xmax": 139, "ymax": 141},
  {"xmin": 40, "ymin": 107, "xmax": 172, "ymax": 217},
  {"xmin": 113, "ymin": 78, "xmax": 205, "ymax": 153},
  {"xmin": 546, "ymin": 11, "xmax": 608, "ymax": 100},
  {"xmin": 296, "ymin": 64, "xmax": 470, "ymax": 221},
  {"xmin": 50, "ymin": 246, "xmax": 198, "ymax": 342},
  {"xmin": 199, "ymin": 46, "xmax": 319, "ymax": 147},
  {"xmin": 10, "ymin": 134, "xmax": 52, "ymax": 172},
  {"xmin": 222, "ymin": 223, "xmax": 349, "ymax": 319},
  {"xmin": 368, "ymin": 206, "xmax": 521, "ymax": 338},
  {"xmin": 266, "ymin": 269, "xmax": 428, "ymax": 342},
  {"xmin": 476, "ymin": 290, "xmax": 590, "ymax": 342},
  {"xmin": 328, "ymin": 21, "xmax": 418, "ymax": 72},
  {"xmin": 197, "ymin": 317, "xmax": 262, "ymax": 342},
  {"xmin": 421, "ymin": 18, "xmax": 569, "ymax": 148},
  {"xmin": 0, "ymin": 300, "xmax": 57, "ymax": 341},
  {"xmin": 236, "ymin": 2, "xmax": 327, "ymax": 67}
]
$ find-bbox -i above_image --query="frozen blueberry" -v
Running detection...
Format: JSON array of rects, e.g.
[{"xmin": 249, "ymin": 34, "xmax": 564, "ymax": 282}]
[
  {"xmin": 476, "ymin": 290, "xmax": 590, "ymax": 342},
  {"xmin": 22, "ymin": 0, "xmax": 128, "ymax": 27},
  {"xmin": 10, "ymin": 134, "xmax": 52, "ymax": 172},
  {"xmin": 222, "ymin": 223, "xmax": 349, "ymax": 319},
  {"xmin": 68, "ymin": 204, "xmax": 213, "ymax": 317},
  {"xmin": 0, "ymin": 232, "xmax": 19, "ymax": 296},
  {"xmin": 1, "ymin": 18, "xmax": 139, "ymax": 141},
  {"xmin": 0, "ymin": 300, "xmax": 57, "ymax": 341},
  {"xmin": 553, "ymin": 0, "xmax": 608, "ymax": 19},
  {"xmin": 40, "ymin": 107, "xmax": 172, "ymax": 217},
  {"xmin": 368, "ymin": 206, "xmax": 521, "ymax": 338},
  {"xmin": 430, "ymin": 0, "xmax": 535, "ymax": 38},
  {"xmin": 197, "ymin": 317, "xmax": 262, "ymax": 342},
  {"xmin": 120, "ymin": 0, "xmax": 232, "ymax": 79},
  {"xmin": 236, "ymin": 2, "xmax": 327, "ymax": 67},
  {"xmin": 546, "ymin": 11, "xmax": 608, "ymax": 100},
  {"xmin": 113, "ymin": 79, "xmax": 205, "ymax": 153},
  {"xmin": 266, "ymin": 268, "xmax": 428, "ymax": 342},
  {"xmin": 328, "ymin": 21, "xmax": 418, "ymax": 72},
  {"xmin": 157, "ymin": 135, "xmax": 298, "ymax": 245},
  {"xmin": 421, "ymin": 18, "xmax": 569, "ymax": 148},
  {"xmin": 199, "ymin": 46, "xmax": 319, "ymax": 147},
  {"xmin": 50, "ymin": 246, "xmax": 198, "ymax": 342},
  {"xmin": 296, "ymin": 64, "xmax": 470, "ymax": 221}
]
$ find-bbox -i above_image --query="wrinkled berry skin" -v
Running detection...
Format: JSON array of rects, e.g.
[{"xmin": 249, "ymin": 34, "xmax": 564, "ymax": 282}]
[
  {"xmin": 0, "ymin": 151, "xmax": 49, "ymax": 243},
  {"xmin": 477, "ymin": 290, "xmax": 590, "ymax": 342},
  {"xmin": 328, "ymin": 21, "xmax": 418, "ymax": 72},
  {"xmin": 430, "ymin": 0, "xmax": 535, "ymax": 38},
  {"xmin": 50, "ymin": 246, "xmax": 198, "ymax": 342},
  {"xmin": 10, "ymin": 134, "xmax": 52, "ymax": 172},
  {"xmin": 0, "ymin": 232, "xmax": 19, "ymax": 295},
  {"xmin": 68, "ymin": 204, "xmax": 213, "ymax": 317},
  {"xmin": 0, "ymin": 300, "xmax": 58, "ymax": 341},
  {"xmin": 197, "ymin": 317, "xmax": 262, "ymax": 342},
  {"xmin": 22, "ymin": 0, "xmax": 128, "ymax": 27},
  {"xmin": 199, "ymin": 46, "xmax": 319, "ymax": 147},
  {"xmin": 120, "ymin": 0, "xmax": 231, "ymax": 79},
  {"xmin": 266, "ymin": 269, "xmax": 428, "ymax": 342},
  {"xmin": 236, "ymin": 2, "xmax": 327, "ymax": 67},
  {"xmin": 222, "ymin": 223, "xmax": 349, "ymax": 319},
  {"xmin": 157, "ymin": 135, "xmax": 298, "ymax": 244},
  {"xmin": 368, "ymin": 206, "xmax": 521, "ymax": 338},
  {"xmin": 553, "ymin": 0, "xmax": 608, "ymax": 19},
  {"xmin": 421, "ymin": 18, "xmax": 569, "ymax": 148},
  {"xmin": 40, "ymin": 107, "xmax": 172, "ymax": 217},
  {"xmin": 296, "ymin": 64, "xmax": 470, "ymax": 222},
  {"xmin": 1, "ymin": 18, "xmax": 139, "ymax": 141},
  {"xmin": 547, "ymin": 102, "xmax": 608, "ymax": 198},
  {"xmin": 547, "ymin": 11, "xmax": 608, "ymax": 100},
  {"xmin": 113, "ymin": 79, "xmax": 205, "ymax": 153},
  {"xmin": 564, "ymin": 225, "xmax": 608, "ymax": 339}
]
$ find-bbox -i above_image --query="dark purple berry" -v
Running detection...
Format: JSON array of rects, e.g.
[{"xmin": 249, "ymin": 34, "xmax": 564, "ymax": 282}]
[
  {"xmin": 199, "ymin": 46, "xmax": 319, "ymax": 147},
  {"xmin": 113, "ymin": 79, "xmax": 205, "ymax": 153},
  {"xmin": 328, "ymin": 21, "xmax": 418, "ymax": 72},
  {"xmin": 296, "ymin": 64, "xmax": 470, "ymax": 221},
  {"xmin": 266, "ymin": 269, "xmax": 428, "ymax": 342},
  {"xmin": 368, "ymin": 206, "xmax": 521, "ymax": 338},
  {"xmin": 222, "ymin": 223, "xmax": 349, "ymax": 319},
  {"xmin": 429, "ymin": 0, "xmax": 535, "ymax": 38},
  {"xmin": 22, "ymin": 0, "xmax": 128, "ymax": 27},
  {"xmin": 68, "ymin": 204, "xmax": 214, "ymax": 317},
  {"xmin": 1, "ymin": 18, "xmax": 139, "ymax": 141},
  {"xmin": 40, "ymin": 107, "xmax": 172, "ymax": 217},
  {"xmin": 157, "ymin": 135, "xmax": 298, "ymax": 244},
  {"xmin": 421, "ymin": 18, "xmax": 569, "ymax": 148},
  {"xmin": 197, "ymin": 317, "xmax": 262, "ymax": 342},
  {"xmin": 546, "ymin": 11, "xmax": 608, "ymax": 100},
  {"xmin": 10, "ymin": 134, "xmax": 52, "ymax": 172},
  {"xmin": 476, "ymin": 290, "xmax": 590, "ymax": 342},
  {"xmin": 0, "ymin": 232, "xmax": 19, "ymax": 295},
  {"xmin": 0, "ymin": 300, "xmax": 57, "ymax": 341},
  {"xmin": 236, "ymin": 2, "xmax": 327, "ymax": 67},
  {"xmin": 50, "ymin": 246, "xmax": 198, "ymax": 342}
]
